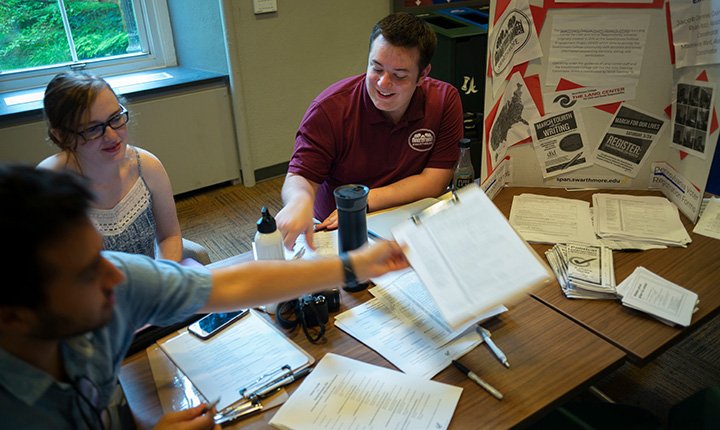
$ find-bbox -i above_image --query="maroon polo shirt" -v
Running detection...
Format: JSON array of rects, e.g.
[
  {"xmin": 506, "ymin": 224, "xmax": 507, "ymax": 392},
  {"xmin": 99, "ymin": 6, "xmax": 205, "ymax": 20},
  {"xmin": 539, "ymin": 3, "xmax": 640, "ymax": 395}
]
[{"xmin": 289, "ymin": 74, "xmax": 463, "ymax": 220}]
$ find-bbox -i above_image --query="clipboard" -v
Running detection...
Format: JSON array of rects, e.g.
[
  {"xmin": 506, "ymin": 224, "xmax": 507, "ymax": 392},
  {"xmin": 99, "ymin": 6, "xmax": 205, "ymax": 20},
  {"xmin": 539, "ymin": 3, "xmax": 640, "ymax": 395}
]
[
  {"xmin": 391, "ymin": 184, "xmax": 553, "ymax": 331},
  {"xmin": 153, "ymin": 310, "xmax": 313, "ymax": 415}
]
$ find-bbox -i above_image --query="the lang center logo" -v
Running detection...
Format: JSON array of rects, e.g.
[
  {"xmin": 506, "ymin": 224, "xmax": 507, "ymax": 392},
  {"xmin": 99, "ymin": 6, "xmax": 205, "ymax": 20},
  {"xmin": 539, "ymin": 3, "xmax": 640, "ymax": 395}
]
[
  {"xmin": 408, "ymin": 129, "xmax": 435, "ymax": 152},
  {"xmin": 493, "ymin": 9, "xmax": 531, "ymax": 74}
]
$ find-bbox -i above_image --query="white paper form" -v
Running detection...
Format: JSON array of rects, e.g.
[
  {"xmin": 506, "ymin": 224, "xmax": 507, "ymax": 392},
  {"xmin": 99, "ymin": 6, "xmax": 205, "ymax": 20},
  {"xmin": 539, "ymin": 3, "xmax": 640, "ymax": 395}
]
[
  {"xmin": 392, "ymin": 186, "xmax": 551, "ymax": 331},
  {"xmin": 334, "ymin": 295, "xmax": 482, "ymax": 379},
  {"xmin": 370, "ymin": 269, "xmax": 507, "ymax": 339},
  {"xmin": 269, "ymin": 353, "xmax": 462, "ymax": 430},
  {"xmin": 616, "ymin": 267, "xmax": 698, "ymax": 327},
  {"xmin": 158, "ymin": 310, "xmax": 312, "ymax": 411},
  {"xmin": 693, "ymin": 198, "xmax": 720, "ymax": 240},
  {"xmin": 592, "ymin": 193, "xmax": 691, "ymax": 246},
  {"xmin": 509, "ymin": 193, "xmax": 599, "ymax": 244},
  {"xmin": 669, "ymin": 0, "xmax": 720, "ymax": 69},
  {"xmin": 546, "ymin": 15, "xmax": 648, "ymax": 87}
]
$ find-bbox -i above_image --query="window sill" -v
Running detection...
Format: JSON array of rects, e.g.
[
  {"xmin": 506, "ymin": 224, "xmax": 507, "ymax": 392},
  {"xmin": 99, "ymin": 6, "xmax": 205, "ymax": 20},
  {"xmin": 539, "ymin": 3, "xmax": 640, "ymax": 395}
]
[{"xmin": 0, "ymin": 67, "xmax": 228, "ymax": 124}]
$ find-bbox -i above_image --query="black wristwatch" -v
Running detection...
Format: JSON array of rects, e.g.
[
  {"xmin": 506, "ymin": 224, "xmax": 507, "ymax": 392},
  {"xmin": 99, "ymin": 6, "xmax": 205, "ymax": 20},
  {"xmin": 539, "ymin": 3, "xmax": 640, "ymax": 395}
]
[{"xmin": 339, "ymin": 252, "xmax": 363, "ymax": 292}]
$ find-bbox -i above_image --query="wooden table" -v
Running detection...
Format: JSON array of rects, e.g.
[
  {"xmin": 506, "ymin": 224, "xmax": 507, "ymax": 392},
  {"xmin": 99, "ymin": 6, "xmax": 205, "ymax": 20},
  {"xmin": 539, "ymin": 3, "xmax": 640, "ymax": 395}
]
[
  {"xmin": 120, "ymin": 252, "xmax": 625, "ymax": 429},
  {"xmin": 491, "ymin": 186, "xmax": 720, "ymax": 365}
]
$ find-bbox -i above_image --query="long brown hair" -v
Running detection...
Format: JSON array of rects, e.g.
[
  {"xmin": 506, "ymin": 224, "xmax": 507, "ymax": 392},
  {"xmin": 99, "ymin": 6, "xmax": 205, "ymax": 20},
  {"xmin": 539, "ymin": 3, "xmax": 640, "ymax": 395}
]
[{"xmin": 43, "ymin": 71, "xmax": 116, "ymax": 152}]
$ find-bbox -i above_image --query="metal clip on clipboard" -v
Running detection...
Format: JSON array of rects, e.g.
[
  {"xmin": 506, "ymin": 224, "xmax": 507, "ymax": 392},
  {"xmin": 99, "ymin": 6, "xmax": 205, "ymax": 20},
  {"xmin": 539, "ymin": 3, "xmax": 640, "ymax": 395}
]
[
  {"xmin": 410, "ymin": 191, "xmax": 461, "ymax": 225},
  {"xmin": 214, "ymin": 364, "xmax": 311, "ymax": 426}
]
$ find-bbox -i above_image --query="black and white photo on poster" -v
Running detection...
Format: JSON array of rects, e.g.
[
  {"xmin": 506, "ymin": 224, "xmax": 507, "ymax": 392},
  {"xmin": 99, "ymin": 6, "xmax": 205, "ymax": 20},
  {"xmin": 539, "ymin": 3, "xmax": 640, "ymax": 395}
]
[
  {"xmin": 489, "ymin": 0, "xmax": 543, "ymax": 97},
  {"xmin": 593, "ymin": 104, "xmax": 667, "ymax": 178},
  {"xmin": 488, "ymin": 72, "xmax": 541, "ymax": 168},
  {"xmin": 530, "ymin": 109, "xmax": 592, "ymax": 178},
  {"xmin": 670, "ymin": 80, "xmax": 715, "ymax": 160}
]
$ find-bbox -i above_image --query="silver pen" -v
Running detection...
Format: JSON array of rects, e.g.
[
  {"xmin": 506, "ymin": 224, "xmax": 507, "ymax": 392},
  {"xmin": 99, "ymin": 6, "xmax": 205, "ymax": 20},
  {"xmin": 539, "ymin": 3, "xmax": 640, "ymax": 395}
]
[
  {"xmin": 478, "ymin": 326, "xmax": 510, "ymax": 368},
  {"xmin": 451, "ymin": 360, "xmax": 503, "ymax": 400}
]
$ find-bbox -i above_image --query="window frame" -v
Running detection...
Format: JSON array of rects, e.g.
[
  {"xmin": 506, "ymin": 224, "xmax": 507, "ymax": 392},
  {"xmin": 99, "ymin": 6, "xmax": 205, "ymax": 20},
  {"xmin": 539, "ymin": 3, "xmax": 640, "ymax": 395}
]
[{"xmin": 0, "ymin": 0, "xmax": 177, "ymax": 93}]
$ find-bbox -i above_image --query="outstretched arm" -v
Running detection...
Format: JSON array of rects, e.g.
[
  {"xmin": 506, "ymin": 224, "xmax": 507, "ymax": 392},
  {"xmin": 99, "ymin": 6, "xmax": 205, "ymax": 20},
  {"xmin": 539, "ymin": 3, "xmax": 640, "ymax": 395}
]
[{"xmin": 200, "ymin": 240, "xmax": 408, "ymax": 313}]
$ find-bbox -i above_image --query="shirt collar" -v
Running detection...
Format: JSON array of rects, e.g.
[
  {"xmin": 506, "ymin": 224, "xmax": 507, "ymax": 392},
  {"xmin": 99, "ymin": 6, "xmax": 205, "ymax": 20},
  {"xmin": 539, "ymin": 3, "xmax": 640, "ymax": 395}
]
[{"xmin": 0, "ymin": 334, "xmax": 95, "ymax": 406}]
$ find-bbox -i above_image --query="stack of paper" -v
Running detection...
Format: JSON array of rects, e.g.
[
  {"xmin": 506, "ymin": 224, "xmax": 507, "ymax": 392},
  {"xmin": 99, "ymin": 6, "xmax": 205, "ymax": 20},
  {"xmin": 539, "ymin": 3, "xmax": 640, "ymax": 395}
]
[
  {"xmin": 509, "ymin": 193, "xmax": 598, "ymax": 245},
  {"xmin": 392, "ymin": 186, "xmax": 552, "ymax": 332},
  {"xmin": 693, "ymin": 197, "xmax": 720, "ymax": 240},
  {"xmin": 269, "ymin": 353, "xmax": 462, "ymax": 430},
  {"xmin": 616, "ymin": 267, "xmax": 699, "ymax": 327},
  {"xmin": 592, "ymin": 194, "xmax": 691, "ymax": 247},
  {"xmin": 334, "ymin": 269, "xmax": 506, "ymax": 379},
  {"xmin": 545, "ymin": 243, "xmax": 616, "ymax": 299}
]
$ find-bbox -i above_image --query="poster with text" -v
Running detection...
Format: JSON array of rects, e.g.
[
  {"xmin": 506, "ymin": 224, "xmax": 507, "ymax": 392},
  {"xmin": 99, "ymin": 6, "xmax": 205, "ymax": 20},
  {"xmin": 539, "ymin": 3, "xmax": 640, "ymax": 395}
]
[
  {"xmin": 488, "ymin": 72, "xmax": 541, "ymax": 166},
  {"xmin": 649, "ymin": 161, "xmax": 703, "ymax": 222},
  {"xmin": 531, "ymin": 110, "xmax": 592, "ymax": 178},
  {"xmin": 594, "ymin": 104, "xmax": 667, "ymax": 177},
  {"xmin": 669, "ymin": 0, "xmax": 720, "ymax": 69},
  {"xmin": 490, "ymin": 0, "xmax": 543, "ymax": 96},
  {"xmin": 545, "ymin": 83, "xmax": 636, "ymax": 113},
  {"xmin": 670, "ymin": 80, "xmax": 716, "ymax": 159},
  {"xmin": 546, "ymin": 15, "xmax": 649, "ymax": 87}
]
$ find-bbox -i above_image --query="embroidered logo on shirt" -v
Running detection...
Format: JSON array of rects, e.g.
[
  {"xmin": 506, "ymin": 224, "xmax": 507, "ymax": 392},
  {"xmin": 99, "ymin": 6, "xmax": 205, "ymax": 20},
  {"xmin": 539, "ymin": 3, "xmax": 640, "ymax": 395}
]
[{"xmin": 408, "ymin": 129, "xmax": 435, "ymax": 152}]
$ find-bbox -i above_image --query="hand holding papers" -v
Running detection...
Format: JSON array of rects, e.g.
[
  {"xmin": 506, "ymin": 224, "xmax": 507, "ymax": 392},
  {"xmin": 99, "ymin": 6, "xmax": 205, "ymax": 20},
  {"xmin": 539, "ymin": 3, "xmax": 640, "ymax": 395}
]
[
  {"xmin": 392, "ymin": 185, "xmax": 552, "ymax": 331},
  {"xmin": 269, "ymin": 353, "xmax": 462, "ymax": 430}
]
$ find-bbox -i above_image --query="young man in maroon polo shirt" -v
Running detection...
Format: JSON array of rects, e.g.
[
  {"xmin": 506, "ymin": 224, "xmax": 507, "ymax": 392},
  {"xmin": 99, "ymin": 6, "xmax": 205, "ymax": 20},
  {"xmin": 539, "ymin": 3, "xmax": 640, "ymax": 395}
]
[{"xmin": 276, "ymin": 12, "xmax": 464, "ymax": 250}]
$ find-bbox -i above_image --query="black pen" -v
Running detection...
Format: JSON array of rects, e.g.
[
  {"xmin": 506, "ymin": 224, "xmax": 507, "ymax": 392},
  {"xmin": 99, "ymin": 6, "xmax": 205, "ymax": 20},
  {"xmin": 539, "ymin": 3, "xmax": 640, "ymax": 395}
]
[{"xmin": 451, "ymin": 360, "xmax": 503, "ymax": 400}]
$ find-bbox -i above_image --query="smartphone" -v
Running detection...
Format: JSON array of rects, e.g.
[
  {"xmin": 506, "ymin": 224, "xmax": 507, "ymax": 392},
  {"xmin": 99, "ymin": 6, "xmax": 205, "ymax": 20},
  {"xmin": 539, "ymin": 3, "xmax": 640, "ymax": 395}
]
[{"xmin": 187, "ymin": 310, "xmax": 248, "ymax": 339}]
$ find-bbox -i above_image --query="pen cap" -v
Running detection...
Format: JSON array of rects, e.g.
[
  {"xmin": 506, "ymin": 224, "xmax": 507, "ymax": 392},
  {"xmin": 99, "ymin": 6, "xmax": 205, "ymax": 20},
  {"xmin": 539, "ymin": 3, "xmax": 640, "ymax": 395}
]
[{"xmin": 333, "ymin": 184, "xmax": 369, "ymax": 253}]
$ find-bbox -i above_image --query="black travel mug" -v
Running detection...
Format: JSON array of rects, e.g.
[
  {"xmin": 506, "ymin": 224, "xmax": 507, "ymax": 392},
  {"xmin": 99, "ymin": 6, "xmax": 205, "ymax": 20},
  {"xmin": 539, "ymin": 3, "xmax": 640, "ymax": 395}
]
[{"xmin": 334, "ymin": 184, "xmax": 370, "ymax": 292}]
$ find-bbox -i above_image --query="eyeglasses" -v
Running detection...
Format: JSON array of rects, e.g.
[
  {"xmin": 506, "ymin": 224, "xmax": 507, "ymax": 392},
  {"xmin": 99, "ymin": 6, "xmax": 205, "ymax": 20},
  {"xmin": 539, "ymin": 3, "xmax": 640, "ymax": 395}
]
[
  {"xmin": 76, "ymin": 106, "xmax": 129, "ymax": 141},
  {"xmin": 74, "ymin": 376, "xmax": 111, "ymax": 430}
]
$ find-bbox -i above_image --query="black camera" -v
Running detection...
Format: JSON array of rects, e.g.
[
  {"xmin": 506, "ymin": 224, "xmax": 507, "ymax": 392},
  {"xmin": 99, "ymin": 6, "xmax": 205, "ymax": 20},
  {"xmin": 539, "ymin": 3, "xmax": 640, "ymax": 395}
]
[
  {"xmin": 277, "ymin": 289, "xmax": 340, "ymax": 343},
  {"xmin": 297, "ymin": 294, "xmax": 329, "ymax": 327}
]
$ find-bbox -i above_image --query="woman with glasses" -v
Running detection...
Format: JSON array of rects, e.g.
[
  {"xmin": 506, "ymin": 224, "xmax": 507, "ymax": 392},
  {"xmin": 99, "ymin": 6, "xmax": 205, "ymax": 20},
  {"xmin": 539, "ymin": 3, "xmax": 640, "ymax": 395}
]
[{"xmin": 38, "ymin": 71, "xmax": 187, "ymax": 262}]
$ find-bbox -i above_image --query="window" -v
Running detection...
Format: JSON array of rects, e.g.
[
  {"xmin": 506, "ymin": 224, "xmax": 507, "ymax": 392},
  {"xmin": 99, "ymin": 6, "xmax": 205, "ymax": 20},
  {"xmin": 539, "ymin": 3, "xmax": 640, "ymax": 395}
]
[{"xmin": 0, "ymin": 0, "xmax": 176, "ymax": 93}]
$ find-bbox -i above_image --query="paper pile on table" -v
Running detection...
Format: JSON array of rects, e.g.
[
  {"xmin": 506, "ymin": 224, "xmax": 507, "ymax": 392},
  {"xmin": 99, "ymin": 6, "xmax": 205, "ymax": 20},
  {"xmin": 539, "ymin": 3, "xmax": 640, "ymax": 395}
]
[
  {"xmin": 616, "ymin": 267, "xmax": 699, "ymax": 327},
  {"xmin": 592, "ymin": 194, "xmax": 691, "ymax": 247},
  {"xmin": 545, "ymin": 243, "xmax": 616, "ymax": 299}
]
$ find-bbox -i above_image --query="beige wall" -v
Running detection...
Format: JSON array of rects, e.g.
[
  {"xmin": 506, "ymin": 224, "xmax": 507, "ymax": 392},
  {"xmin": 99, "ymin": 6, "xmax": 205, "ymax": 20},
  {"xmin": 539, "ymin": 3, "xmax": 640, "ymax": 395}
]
[
  {"xmin": 224, "ymin": 0, "xmax": 390, "ymax": 180},
  {"xmin": 0, "ymin": 0, "xmax": 391, "ymax": 191}
]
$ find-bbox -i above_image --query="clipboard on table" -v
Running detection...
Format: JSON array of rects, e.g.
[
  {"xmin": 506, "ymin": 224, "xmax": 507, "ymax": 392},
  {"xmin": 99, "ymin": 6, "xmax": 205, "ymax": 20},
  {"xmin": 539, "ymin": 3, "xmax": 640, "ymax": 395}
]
[
  {"xmin": 391, "ymin": 184, "xmax": 553, "ymax": 331},
  {"xmin": 152, "ymin": 310, "xmax": 313, "ymax": 419}
]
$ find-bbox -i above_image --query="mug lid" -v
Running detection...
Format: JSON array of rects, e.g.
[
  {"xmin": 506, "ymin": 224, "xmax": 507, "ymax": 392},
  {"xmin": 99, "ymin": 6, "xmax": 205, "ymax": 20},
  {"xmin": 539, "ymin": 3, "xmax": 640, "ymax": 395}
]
[{"xmin": 334, "ymin": 184, "xmax": 369, "ymax": 211}]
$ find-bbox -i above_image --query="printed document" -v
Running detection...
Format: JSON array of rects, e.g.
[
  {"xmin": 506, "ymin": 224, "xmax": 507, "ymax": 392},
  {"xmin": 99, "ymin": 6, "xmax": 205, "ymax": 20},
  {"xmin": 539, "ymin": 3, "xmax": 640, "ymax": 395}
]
[
  {"xmin": 693, "ymin": 198, "xmax": 720, "ymax": 240},
  {"xmin": 269, "ymin": 353, "xmax": 462, "ymax": 430},
  {"xmin": 392, "ymin": 185, "xmax": 551, "ymax": 331},
  {"xmin": 334, "ymin": 269, "xmax": 506, "ymax": 378},
  {"xmin": 616, "ymin": 267, "xmax": 698, "ymax": 327},
  {"xmin": 592, "ymin": 193, "xmax": 691, "ymax": 246},
  {"xmin": 158, "ymin": 310, "xmax": 312, "ymax": 411},
  {"xmin": 509, "ymin": 193, "xmax": 598, "ymax": 244}
]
